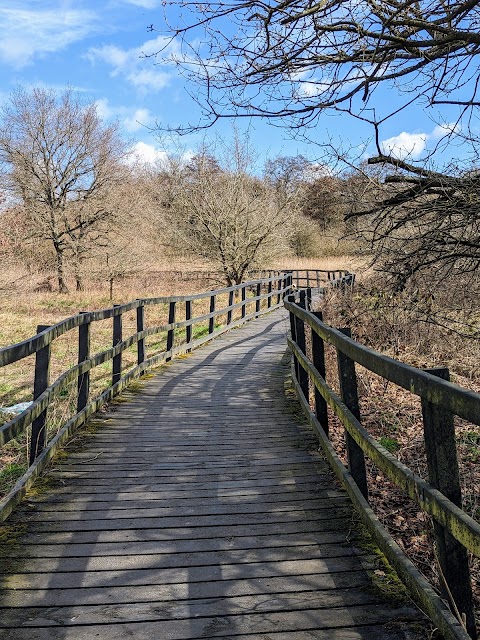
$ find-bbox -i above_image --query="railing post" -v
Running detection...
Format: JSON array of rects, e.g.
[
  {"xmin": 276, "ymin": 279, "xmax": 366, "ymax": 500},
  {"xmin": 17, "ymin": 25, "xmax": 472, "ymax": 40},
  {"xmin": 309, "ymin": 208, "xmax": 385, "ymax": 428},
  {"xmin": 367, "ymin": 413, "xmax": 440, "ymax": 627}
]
[
  {"xmin": 30, "ymin": 325, "xmax": 51, "ymax": 465},
  {"xmin": 316, "ymin": 271, "xmax": 320, "ymax": 288},
  {"xmin": 295, "ymin": 295, "xmax": 309, "ymax": 400},
  {"xmin": 136, "ymin": 301, "xmax": 145, "ymax": 366},
  {"xmin": 77, "ymin": 313, "xmax": 90, "ymax": 415},
  {"xmin": 336, "ymin": 328, "xmax": 368, "ymax": 500},
  {"xmin": 112, "ymin": 306, "xmax": 122, "ymax": 386},
  {"xmin": 185, "ymin": 299, "xmax": 192, "ymax": 352},
  {"xmin": 299, "ymin": 288, "xmax": 307, "ymax": 309},
  {"xmin": 306, "ymin": 287, "xmax": 312, "ymax": 310},
  {"xmin": 255, "ymin": 283, "xmax": 261, "ymax": 315},
  {"xmin": 166, "ymin": 300, "xmax": 176, "ymax": 361},
  {"xmin": 283, "ymin": 271, "xmax": 293, "ymax": 298},
  {"xmin": 241, "ymin": 286, "xmax": 246, "ymax": 319},
  {"xmin": 227, "ymin": 289, "xmax": 234, "ymax": 324},
  {"xmin": 287, "ymin": 294, "xmax": 299, "ymax": 380},
  {"xmin": 267, "ymin": 279, "xmax": 272, "ymax": 308},
  {"xmin": 209, "ymin": 293, "xmax": 216, "ymax": 334},
  {"xmin": 277, "ymin": 276, "xmax": 282, "ymax": 304},
  {"xmin": 306, "ymin": 271, "xmax": 310, "ymax": 288},
  {"xmin": 421, "ymin": 367, "xmax": 477, "ymax": 639},
  {"xmin": 312, "ymin": 311, "xmax": 328, "ymax": 435}
]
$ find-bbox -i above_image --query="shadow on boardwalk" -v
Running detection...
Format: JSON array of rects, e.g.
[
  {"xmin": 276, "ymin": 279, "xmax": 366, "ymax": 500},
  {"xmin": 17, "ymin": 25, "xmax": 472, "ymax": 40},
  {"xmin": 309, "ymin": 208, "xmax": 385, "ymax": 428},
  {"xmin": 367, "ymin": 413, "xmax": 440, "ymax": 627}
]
[{"xmin": 0, "ymin": 311, "xmax": 428, "ymax": 639}]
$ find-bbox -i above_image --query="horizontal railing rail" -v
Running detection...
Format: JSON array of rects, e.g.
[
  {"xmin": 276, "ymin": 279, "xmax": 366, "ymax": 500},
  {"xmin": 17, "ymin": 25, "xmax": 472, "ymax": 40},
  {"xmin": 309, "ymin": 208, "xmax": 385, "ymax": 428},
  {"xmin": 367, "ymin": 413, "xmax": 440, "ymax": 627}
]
[
  {"xmin": 0, "ymin": 272, "xmax": 293, "ymax": 521},
  {"xmin": 278, "ymin": 268, "xmax": 353, "ymax": 290},
  {"xmin": 285, "ymin": 291, "xmax": 479, "ymax": 640}
]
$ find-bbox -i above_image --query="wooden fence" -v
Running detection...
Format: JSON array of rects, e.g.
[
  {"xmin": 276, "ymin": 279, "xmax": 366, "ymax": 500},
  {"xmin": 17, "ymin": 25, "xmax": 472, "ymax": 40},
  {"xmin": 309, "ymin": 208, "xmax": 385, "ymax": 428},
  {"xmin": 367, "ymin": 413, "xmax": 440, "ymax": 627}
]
[
  {"xmin": 285, "ymin": 290, "xmax": 480, "ymax": 640},
  {"xmin": 0, "ymin": 273, "xmax": 292, "ymax": 522},
  {"xmin": 255, "ymin": 269, "xmax": 353, "ymax": 290}
]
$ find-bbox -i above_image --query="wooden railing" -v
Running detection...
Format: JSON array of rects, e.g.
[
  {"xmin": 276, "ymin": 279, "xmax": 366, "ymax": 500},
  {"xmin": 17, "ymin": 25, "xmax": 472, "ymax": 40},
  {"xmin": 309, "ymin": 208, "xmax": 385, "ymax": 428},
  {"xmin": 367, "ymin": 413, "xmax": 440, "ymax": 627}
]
[
  {"xmin": 255, "ymin": 268, "xmax": 354, "ymax": 290},
  {"xmin": 0, "ymin": 273, "xmax": 292, "ymax": 521},
  {"xmin": 285, "ymin": 290, "xmax": 480, "ymax": 640}
]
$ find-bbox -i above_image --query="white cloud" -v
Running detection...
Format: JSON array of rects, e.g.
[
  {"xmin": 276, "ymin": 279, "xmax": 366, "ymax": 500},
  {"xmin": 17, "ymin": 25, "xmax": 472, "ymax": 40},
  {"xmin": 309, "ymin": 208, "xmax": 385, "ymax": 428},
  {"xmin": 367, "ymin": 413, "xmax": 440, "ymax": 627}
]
[
  {"xmin": 381, "ymin": 131, "xmax": 428, "ymax": 160},
  {"xmin": 431, "ymin": 122, "xmax": 461, "ymax": 139},
  {"xmin": 124, "ymin": 108, "xmax": 153, "ymax": 132},
  {"xmin": 0, "ymin": 5, "xmax": 98, "ymax": 68},
  {"xmin": 129, "ymin": 141, "xmax": 168, "ymax": 165},
  {"xmin": 127, "ymin": 69, "xmax": 170, "ymax": 91},
  {"xmin": 95, "ymin": 98, "xmax": 115, "ymax": 121},
  {"xmin": 95, "ymin": 98, "xmax": 153, "ymax": 132},
  {"xmin": 380, "ymin": 122, "xmax": 463, "ymax": 160},
  {"xmin": 87, "ymin": 36, "xmax": 173, "ymax": 92}
]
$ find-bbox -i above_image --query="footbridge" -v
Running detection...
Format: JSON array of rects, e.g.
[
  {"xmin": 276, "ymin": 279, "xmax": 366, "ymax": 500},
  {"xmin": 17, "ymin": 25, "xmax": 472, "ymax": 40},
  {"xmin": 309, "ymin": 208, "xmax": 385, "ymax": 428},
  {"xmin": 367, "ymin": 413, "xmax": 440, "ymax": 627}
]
[{"xmin": 0, "ymin": 271, "xmax": 478, "ymax": 639}]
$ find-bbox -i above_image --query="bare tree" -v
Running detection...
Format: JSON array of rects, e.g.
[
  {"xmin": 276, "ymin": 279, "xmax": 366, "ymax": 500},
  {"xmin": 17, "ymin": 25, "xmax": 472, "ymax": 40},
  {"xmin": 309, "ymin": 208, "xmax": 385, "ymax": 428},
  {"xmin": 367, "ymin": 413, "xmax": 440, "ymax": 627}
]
[
  {"xmin": 0, "ymin": 87, "xmax": 127, "ymax": 292},
  {"xmin": 158, "ymin": 1, "xmax": 480, "ymax": 134},
  {"xmin": 154, "ymin": 1, "xmax": 480, "ymax": 286},
  {"xmin": 264, "ymin": 155, "xmax": 310, "ymax": 208},
  {"xmin": 165, "ymin": 139, "xmax": 291, "ymax": 285},
  {"xmin": 346, "ymin": 163, "xmax": 480, "ymax": 289}
]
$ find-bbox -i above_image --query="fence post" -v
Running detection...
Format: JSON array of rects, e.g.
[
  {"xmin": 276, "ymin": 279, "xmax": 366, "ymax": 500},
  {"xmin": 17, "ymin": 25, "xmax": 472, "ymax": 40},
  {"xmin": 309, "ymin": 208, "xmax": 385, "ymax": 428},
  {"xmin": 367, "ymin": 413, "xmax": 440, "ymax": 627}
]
[
  {"xmin": 299, "ymin": 288, "xmax": 307, "ymax": 309},
  {"xmin": 241, "ymin": 286, "xmax": 246, "ymax": 319},
  {"xmin": 337, "ymin": 328, "xmax": 368, "ymax": 500},
  {"xmin": 421, "ymin": 367, "xmax": 477, "ymax": 639},
  {"xmin": 77, "ymin": 313, "xmax": 90, "ymax": 415},
  {"xmin": 306, "ymin": 287, "xmax": 312, "ymax": 310},
  {"xmin": 255, "ymin": 283, "xmax": 262, "ymax": 315},
  {"xmin": 209, "ymin": 293, "xmax": 216, "ymax": 334},
  {"xmin": 306, "ymin": 271, "xmax": 310, "ymax": 288},
  {"xmin": 136, "ymin": 301, "xmax": 145, "ymax": 367},
  {"xmin": 312, "ymin": 311, "xmax": 328, "ymax": 435},
  {"xmin": 284, "ymin": 271, "xmax": 294, "ymax": 298},
  {"xmin": 166, "ymin": 301, "xmax": 176, "ymax": 361},
  {"xmin": 286, "ymin": 294, "xmax": 299, "ymax": 380},
  {"xmin": 30, "ymin": 325, "xmax": 51, "ymax": 465},
  {"xmin": 112, "ymin": 306, "xmax": 122, "ymax": 386},
  {"xmin": 295, "ymin": 295, "xmax": 309, "ymax": 400},
  {"xmin": 277, "ymin": 276, "xmax": 282, "ymax": 305},
  {"xmin": 227, "ymin": 289, "xmax": 234, "ymax": 324},
  {"xmin": 185, "ymin": 299, "xmax": 192, "ymax": 352},
  {"xmin": 267, "ymin": 279, "xmax": 272, "ymax": 308}
]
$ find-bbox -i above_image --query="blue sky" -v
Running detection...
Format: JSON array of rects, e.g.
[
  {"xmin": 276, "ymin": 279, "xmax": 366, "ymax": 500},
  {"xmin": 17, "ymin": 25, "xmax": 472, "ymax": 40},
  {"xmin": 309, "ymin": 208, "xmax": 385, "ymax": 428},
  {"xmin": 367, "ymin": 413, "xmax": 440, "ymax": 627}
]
[{"xmin": 0, "ymin": 1, "xmax": 468, "ymax": 169}]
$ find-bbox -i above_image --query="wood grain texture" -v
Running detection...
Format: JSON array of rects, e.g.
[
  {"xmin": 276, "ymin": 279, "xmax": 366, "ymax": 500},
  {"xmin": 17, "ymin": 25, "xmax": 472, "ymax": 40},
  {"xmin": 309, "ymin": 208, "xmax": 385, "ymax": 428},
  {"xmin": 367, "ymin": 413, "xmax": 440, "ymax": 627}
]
[{"xmin": 0, "ymin": 310, "xmax": 427, "ymax": 638}]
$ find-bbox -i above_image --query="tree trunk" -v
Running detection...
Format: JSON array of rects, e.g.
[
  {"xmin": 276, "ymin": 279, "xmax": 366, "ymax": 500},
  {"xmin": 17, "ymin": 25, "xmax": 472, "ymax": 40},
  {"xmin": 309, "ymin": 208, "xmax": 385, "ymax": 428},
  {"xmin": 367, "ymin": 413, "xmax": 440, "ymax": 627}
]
[
  {"xmin": 75, "ymin": 274, "xmax": 84, "ymax": 291},
  {"xmin": 54, "ymin": 243, "xmax": 69, "ymax": 293}
]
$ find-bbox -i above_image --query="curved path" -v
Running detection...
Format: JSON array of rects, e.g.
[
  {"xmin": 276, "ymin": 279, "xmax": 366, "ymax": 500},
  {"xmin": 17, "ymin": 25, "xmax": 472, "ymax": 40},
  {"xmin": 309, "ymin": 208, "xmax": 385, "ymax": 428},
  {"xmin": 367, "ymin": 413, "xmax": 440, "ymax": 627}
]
[{"xmin": 0, "ymin": 310, "xmax": 426, "ymax": 639}]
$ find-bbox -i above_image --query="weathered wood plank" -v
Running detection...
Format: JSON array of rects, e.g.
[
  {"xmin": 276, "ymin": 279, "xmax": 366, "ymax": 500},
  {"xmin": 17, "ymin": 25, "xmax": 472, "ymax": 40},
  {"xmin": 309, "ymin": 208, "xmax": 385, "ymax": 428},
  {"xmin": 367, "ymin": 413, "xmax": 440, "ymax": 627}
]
[
  {"xmin": 21, "ymin": 497, "xmax": 350, "ymax": 521},
  {"xmin": 0, "ymin": 311, "xmax": 426, "ymax": 639},
  {"xmin": 14, "ymin": 517, "xmax": 352, "ymax": 545},
  {"xmin": 2, "ymin": 556, "xmax": 378, "ymax": 590},
  {"xmin": 2, "ymin": 542, "xmax": 363, "ymax": 574},
  {"xmin": 8, "ymin": 530, "xmax": 359, "ymax": 559},
  {"xmin": 0, "ymin": 589, "xmax": 389, "ymax": 627},
  {"xmin": 28, "ymin": 488, "xmax": 345, "ymax": 510},
  {"xmin": 0, "ymin": 605, "xmax": 424, "ymax": 639}
]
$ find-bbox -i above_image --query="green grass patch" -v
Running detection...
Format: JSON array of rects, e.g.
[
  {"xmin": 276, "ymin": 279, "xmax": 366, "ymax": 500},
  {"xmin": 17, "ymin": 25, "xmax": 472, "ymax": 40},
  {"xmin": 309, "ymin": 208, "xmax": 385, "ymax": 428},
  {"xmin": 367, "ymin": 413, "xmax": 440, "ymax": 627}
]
[
  {"xmin": 379, "ymin": 436, "xmax": 401, "ymax": 454},
  {"xmin": 0, "ymin": 463, "xmax": 27, "ymax": 497}
]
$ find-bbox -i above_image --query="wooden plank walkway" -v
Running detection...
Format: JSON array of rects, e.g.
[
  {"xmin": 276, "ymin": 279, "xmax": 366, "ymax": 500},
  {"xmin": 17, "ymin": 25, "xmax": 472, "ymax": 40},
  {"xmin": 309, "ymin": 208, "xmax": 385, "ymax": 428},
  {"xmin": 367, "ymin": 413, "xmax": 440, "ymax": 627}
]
[{"xmin": 0, "ymin": 310, "xmax": 427, "ymax": 639}]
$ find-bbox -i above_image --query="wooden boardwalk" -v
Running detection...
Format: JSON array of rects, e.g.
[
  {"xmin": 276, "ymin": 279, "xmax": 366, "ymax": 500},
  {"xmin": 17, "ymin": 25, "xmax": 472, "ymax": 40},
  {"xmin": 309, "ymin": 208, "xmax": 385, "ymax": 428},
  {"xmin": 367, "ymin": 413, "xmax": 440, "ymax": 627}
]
[{"xmin": 0, "ymin": 310, "xmax": 426, "ymax": 639}]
